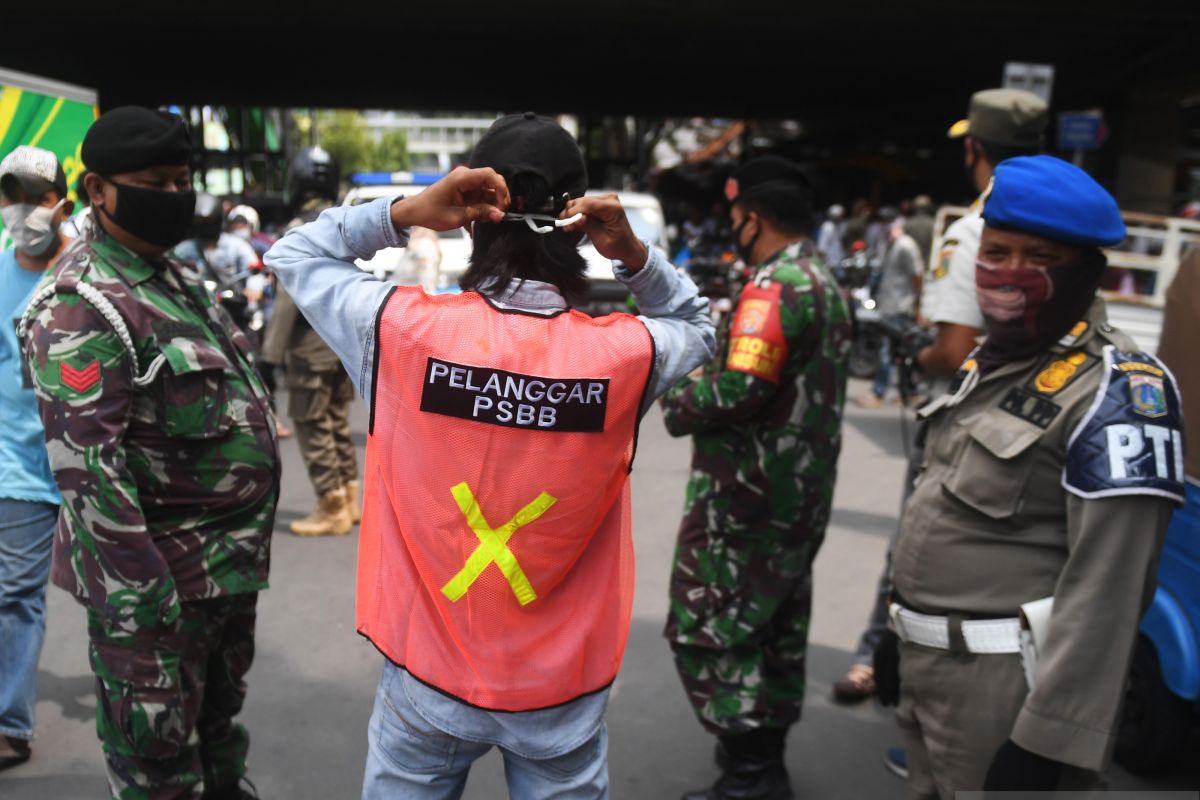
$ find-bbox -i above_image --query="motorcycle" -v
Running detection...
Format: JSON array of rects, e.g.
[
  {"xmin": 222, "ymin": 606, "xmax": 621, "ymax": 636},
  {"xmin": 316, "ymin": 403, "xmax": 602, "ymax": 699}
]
[{"xmin": 833, "ymin": 240, "xmax": 884, "ymax": 379}]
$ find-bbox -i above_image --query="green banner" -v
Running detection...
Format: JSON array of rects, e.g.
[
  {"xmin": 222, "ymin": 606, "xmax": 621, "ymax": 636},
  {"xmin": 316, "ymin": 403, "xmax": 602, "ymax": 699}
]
[{"xmin": 0, "ymin": 74, "xmax": 97, "ymax": 245}]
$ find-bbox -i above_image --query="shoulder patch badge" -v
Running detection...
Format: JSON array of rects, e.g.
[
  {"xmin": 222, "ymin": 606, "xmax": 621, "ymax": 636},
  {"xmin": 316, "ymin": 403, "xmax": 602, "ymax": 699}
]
[
  {"xmin": 726, "ymin": 282, "xmax": 788, "ymax": 383},
  {"xmin": 934, "ymin": 239, "xmax": 959, "ymax": 280},
  {"xmin": 1129, "ymin": 373, "xmax": 1167, "ymax": 418},
  {"xmin": 60, "ymin": 357, "xmax": 101, "ymax": 394},
  {"xmin": 1063, "ymin": 347, "xmax": 1185, "ymax": 503}
]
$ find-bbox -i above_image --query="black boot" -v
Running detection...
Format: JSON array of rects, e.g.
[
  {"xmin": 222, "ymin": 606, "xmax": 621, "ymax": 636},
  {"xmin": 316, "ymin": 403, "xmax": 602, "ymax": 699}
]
[
  {"xmin": 201, "ymin": 776, "xmax": 259, "ymax": 800},
  {"xmin": 684, "ymin": 729, "xmax": 794, "ymax": 800}
]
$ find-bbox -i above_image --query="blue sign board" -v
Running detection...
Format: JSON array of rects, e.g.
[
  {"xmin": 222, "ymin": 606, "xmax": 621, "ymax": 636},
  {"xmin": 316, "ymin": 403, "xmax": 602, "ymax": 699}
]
[{"xmin": 1058, "ymin": 112, "xmax": 1105, "ymax": 151}]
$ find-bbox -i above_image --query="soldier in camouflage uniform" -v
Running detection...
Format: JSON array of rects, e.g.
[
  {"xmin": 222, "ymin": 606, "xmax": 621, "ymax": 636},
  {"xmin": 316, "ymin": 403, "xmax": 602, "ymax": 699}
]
[
  {"xmin": 660, "ymin": 157, "xmax": 851, "ymax": 800},
  {"xmin": 19, "ymin": 107, "xmax": 278, "ymax": 800}
]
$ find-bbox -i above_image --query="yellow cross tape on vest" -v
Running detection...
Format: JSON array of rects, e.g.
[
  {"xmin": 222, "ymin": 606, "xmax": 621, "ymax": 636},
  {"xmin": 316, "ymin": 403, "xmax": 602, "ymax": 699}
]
[{"xmin": 441, "ymin": 482, "xmax": 557, "ymax": 607}]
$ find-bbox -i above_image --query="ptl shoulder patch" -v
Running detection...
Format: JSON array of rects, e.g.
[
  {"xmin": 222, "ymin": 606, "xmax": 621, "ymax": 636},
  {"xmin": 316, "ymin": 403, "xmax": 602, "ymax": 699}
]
[
  {"xmin": 1063, "ymin": 347, "xmax": 1185, "ymax": 503},
  {"xmin": 1030, "ymin": 350, "xmax": 1096, "ymax": 395},
  {"xmin": 726, "ymin": 282, "xmax": 788, "ymax": 383}
]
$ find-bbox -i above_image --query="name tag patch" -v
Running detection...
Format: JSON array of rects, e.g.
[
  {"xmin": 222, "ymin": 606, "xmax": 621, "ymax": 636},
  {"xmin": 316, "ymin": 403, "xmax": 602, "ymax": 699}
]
[
  {"xmin": 1000, "ymin": 387, "xmax": 1061, "ymax": 429},
  {"xmin": 420, "ymin": 357, "xmax": 608, "ymax": 432}
]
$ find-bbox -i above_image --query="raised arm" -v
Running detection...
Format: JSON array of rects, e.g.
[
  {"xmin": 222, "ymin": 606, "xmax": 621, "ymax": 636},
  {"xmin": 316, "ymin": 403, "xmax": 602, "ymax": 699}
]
[
  {"xmin": 562, "ymin": 193, "xmax": 715, "ymax": 410},
  {"xmin": 266, "ymin": 167, "xmax": 512, "ymax": 400}
]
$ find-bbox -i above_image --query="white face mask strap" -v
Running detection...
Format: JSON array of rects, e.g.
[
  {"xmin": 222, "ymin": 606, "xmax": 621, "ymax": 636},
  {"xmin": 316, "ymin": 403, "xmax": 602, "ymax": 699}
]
[{"xmin": 503, "ymin": 212, "xmax": 584, "ymax": 235}]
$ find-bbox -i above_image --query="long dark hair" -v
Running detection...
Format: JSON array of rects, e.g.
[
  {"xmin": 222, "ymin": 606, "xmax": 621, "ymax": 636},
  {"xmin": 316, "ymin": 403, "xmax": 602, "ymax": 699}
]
[{"xmin": 459, "ymin": 173, "xmax": 589, "ymax": 306}]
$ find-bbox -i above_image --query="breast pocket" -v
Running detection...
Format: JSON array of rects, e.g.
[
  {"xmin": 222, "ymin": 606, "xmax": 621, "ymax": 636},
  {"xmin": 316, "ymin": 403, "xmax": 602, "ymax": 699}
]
[
  {"xmin": 158, "ymin": 339, "xmax": 234, "ymax": 439},
  {"xmin": 942, "ymin": 411, "xmax": 1042, "ymax": 519}
]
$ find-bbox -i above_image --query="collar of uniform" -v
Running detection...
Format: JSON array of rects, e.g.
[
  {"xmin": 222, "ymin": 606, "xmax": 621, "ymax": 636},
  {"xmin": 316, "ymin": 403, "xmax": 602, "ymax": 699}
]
[
  {"xmin": 977, "ymin": 296, "xmax": 1109, "ymax": 387},
  {"xmin": 89, "ymin": 233, "xmax": 159, "ymax": 286},
  {"xmin": 1048, "ymin": 296, "xmax": 1108, "ymax": 354},
  {"xmin": 479, "ymin": 277, "xmax": 567, "ymax": 315},
  {"xmin": 758, "ymin": 238, "xmax": 814, "ymax": 273}
]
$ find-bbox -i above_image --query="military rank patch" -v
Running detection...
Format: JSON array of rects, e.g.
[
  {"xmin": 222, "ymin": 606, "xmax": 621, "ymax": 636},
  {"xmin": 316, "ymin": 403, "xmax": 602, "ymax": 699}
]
[
  {"xmin": 60, "ymin": 357, "xmax": 101, "ymax": 394},
  {"xmin": 1032, "ymin": 351, "xmax": 1094, "ymax": 394},
  {"xmin": 726, "ymin": 282, "xmax": 788, "ymax": 383},
  {"xmin": 1000, "ymin": 387, "xmax": 1061, "ymax": 429}
]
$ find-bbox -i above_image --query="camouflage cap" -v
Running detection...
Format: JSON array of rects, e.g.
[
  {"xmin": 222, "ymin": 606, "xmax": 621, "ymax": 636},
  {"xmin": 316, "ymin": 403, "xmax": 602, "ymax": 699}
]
[{"xmin": 947, "ymin": 88, "xmax": 1048, "ymax": 149}]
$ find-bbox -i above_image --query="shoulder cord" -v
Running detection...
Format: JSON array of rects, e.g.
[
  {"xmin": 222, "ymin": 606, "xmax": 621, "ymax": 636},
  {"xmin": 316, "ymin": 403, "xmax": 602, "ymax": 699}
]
[{"xmin": 18, "ymin": 283, "xmax": 168, "ymax": 388}]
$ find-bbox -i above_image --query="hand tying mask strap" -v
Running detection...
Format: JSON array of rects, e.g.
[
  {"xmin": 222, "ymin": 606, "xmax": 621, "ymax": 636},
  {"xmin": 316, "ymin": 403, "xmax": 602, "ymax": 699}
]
[{"xmin": 502, "ymin": 212, "xmax": 583, "ymax": 234}]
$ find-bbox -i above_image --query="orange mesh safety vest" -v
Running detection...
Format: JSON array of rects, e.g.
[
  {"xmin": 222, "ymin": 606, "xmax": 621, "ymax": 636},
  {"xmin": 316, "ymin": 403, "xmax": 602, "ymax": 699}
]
[{"xmin": 357, "ymin": 286, "xmax": 655, "ymax": 711}]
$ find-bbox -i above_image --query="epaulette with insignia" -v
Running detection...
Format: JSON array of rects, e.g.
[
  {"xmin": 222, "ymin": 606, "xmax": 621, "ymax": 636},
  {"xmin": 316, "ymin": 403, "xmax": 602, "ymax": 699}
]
[
  {"xmin": 1028, "ymin": 349, "xmax": 1099, "ymax": 396},
  {"xmin": 1063, "ymin": 347, "xmax": 1185, "ymax": 503}
]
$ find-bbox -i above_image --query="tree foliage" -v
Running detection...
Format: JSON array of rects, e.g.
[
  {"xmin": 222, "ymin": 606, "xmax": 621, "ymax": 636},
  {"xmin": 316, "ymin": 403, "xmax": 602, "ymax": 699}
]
[
  {"xmin": 372, "ymin": 130, "xmax": 411, "ymax": 172},
  {"xmin": 313, "ymin": 110, "xmax": 374, "ymax": 174},
  {"xmin": 307, "ymin": 111, "xmax": 411, "ymax": 176}
]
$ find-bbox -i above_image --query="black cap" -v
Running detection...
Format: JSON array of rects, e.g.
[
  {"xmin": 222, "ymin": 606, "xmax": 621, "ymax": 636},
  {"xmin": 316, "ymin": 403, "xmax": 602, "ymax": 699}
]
[
  {"xmin": 725, "ymin": 156, "xmax": 810, "ymax": 206},
  {"xmin": 82, "ymin": 106, "xmax": 191, "ymax": 176},
  {"xmin": 468, "ymin": 112, "xmax": 586, "ymax": 213}
]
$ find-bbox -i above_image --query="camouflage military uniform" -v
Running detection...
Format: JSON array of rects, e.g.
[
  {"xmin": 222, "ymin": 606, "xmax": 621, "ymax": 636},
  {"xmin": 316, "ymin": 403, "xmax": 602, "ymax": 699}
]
[
  {"xmin": 660, "ymin": 241, "xmax": 851, "ymax": 734},
  {"xmin": 21, "ymin": 232, "xmax": 279, "ymax": 799}
]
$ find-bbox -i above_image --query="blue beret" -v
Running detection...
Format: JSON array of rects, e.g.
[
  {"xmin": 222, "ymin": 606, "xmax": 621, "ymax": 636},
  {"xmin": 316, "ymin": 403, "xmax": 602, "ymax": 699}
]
[{"xmin": 982, "ymin": 155, "xmax": 1126, "ymax": 247}]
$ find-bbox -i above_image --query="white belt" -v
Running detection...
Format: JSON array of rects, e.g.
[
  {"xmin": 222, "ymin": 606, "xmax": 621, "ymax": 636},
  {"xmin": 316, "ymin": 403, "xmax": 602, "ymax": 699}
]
[{"xmin": 889, "ymin": 603, "xmax": 1021, "ymax": 654}]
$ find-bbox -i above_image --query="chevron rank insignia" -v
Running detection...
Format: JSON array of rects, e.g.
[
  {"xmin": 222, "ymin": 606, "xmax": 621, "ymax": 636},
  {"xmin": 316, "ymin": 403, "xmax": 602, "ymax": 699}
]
[{"xmin": 60, "ymin": 357, "xmax": 101, "ymax": 394}]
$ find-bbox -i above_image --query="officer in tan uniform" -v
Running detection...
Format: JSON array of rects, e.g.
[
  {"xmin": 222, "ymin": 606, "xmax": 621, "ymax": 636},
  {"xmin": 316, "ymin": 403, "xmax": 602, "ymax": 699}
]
[
  {"xmin": 880, "ymin": 156, "xmax": 1184, "ymax": 797},
  {"xmin": 261, "ymin": 147, "xmax": 360, "ymax": 537},
  {"xmin": 835, "ymin": 88, "xmax": 1048, "ymax": 707}
]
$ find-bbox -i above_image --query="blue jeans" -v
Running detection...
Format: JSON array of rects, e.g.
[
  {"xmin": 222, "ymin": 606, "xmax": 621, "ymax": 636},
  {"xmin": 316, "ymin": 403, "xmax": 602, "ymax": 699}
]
[
  {"xmin": 362, "ymin": 662, "xmax": 609, "ymax": 800},
  {"xmin": 0, "ymin": 499, "xmax": 56, "ymax": 740},
  {"xmin": 872, "ymin": 336, "xmax": 893, "ymax": 399}
]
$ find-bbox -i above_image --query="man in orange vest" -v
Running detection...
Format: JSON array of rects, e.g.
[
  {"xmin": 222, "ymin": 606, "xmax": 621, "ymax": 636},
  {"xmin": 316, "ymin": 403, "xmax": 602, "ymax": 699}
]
[{"xmin": 266, "ymin": 112, "xmax": 715, "ymax": 799}]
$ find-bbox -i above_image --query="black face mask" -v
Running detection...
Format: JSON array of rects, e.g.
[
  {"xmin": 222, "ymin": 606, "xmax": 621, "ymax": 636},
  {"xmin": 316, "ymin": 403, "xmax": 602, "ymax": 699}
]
[
  {"xmin": 98, "ymin": 178, "xmax": 196, "ymax": 249},
  {"xmin": 733, "ymin": 215, "xmax": 760, "ymax": 264}
]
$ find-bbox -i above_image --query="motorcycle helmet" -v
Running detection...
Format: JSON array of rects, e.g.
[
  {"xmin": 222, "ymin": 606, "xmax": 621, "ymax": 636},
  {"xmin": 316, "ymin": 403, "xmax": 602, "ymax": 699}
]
[
  {"xmin": 286, "ymin": 146, "xmax": 339, "ymax": 211},
  {"xmin": 227, "ymin": 203, "xmax": 260, "ymax": 235}
]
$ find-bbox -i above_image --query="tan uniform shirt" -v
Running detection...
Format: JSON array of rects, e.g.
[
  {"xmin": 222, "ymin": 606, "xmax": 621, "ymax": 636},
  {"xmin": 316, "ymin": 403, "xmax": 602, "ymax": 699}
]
[
  {"xmin": 1158, "ymin": 248, "xmax": 1200, "ymax": 482},
  {"xmin": 892, "ymin": 298, "xmax": 1179, "ymax": 771}
]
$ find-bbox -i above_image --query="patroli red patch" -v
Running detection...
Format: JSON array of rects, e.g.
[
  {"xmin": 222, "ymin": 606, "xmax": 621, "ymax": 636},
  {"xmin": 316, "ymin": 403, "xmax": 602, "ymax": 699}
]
[
  {"xmin": 726, "ymin": 282, "xmax": 788, "ymax": 383},
  {"xmin": 60, "ymin": 359, "xmax": 101, "ymax": 393}
]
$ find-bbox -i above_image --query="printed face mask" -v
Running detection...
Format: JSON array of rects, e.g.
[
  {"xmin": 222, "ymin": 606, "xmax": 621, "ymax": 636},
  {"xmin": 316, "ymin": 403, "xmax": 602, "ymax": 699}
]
[
  {"xmin": 975, "ymin": 260, "xmax": 1053, "ymax": 335},
  {"xmin": 972, "ymin": 250, "xmax": 1108, "ymax": 374},
  {"xmin": 1, "ymin": 199, "xmax": 65, "ymax": 256}
]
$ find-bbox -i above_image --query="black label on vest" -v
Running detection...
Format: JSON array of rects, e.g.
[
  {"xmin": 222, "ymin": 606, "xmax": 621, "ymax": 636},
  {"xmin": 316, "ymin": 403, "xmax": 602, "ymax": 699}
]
[
  {"xmin": 999, "ymin": 387, "xmax": 1061, "ymax": 430},
  {"xmin": 420, "ymin": 357, "xmax": 609, "ymax": 433}
]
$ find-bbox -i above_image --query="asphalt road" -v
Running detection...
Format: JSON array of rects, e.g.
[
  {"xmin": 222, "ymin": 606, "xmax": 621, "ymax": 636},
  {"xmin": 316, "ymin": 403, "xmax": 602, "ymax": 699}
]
[{"xmin": 3, "ymin": 379, "xmax": 1198, "ymax": 799}]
